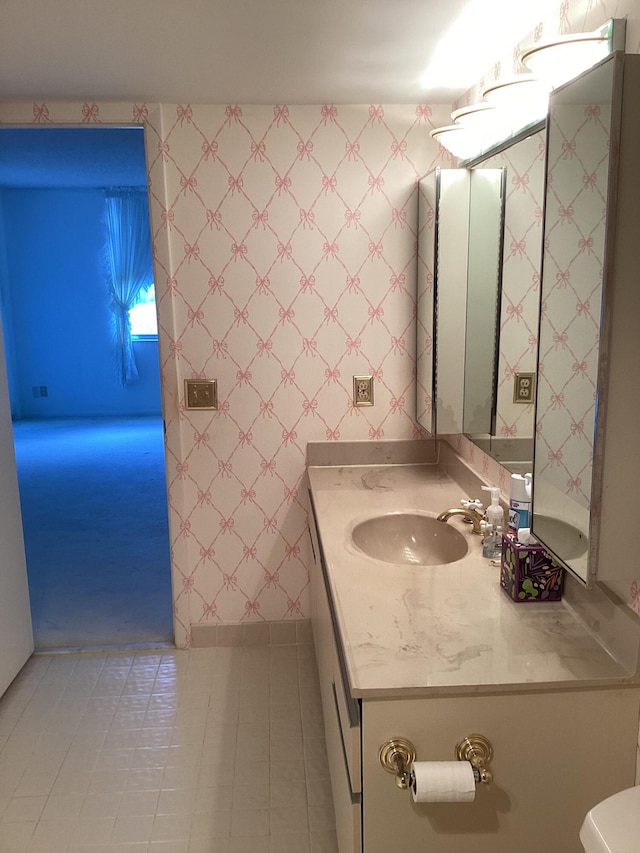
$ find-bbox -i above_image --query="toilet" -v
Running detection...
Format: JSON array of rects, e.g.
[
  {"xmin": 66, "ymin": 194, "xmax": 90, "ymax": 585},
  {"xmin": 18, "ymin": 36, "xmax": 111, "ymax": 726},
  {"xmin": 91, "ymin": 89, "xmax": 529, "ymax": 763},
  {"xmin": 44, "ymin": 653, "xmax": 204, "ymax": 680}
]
[{"xmin": 580, "ymin": 785, "xmax": 640, "ymax": 852}]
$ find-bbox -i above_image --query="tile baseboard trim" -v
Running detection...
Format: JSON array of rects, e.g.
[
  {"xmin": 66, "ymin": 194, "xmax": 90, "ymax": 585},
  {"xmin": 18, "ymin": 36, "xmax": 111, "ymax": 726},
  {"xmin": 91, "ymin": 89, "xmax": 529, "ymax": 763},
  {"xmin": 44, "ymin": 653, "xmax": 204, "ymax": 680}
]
[{"xmin": 191, "ymin": 619, "xmax": 313, "ymax": 648}]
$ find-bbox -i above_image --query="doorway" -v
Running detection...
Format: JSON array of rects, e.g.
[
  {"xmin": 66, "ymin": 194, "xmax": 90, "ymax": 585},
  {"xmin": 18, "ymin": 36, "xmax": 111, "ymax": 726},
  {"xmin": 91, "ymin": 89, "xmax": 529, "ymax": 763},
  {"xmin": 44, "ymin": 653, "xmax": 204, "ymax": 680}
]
[{"xmin": 0, "ymin": 126, "xmax": 174, "ymax": 650}]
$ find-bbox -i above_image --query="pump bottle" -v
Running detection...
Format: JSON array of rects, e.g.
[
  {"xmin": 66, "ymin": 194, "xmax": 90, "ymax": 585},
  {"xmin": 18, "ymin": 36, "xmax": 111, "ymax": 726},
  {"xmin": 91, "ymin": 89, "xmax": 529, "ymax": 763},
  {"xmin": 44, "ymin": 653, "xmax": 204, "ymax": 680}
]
[{"xmin": 480, "ymin": 486, "xmax": 504, "ymax": 559}]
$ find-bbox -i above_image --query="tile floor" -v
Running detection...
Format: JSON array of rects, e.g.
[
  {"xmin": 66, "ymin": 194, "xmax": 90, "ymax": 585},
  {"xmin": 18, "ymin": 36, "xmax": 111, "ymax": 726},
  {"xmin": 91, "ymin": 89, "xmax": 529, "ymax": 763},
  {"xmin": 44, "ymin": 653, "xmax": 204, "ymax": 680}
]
[{"xmin": 0, "ymin": 645, "xmax": 338, "ymax": 852}]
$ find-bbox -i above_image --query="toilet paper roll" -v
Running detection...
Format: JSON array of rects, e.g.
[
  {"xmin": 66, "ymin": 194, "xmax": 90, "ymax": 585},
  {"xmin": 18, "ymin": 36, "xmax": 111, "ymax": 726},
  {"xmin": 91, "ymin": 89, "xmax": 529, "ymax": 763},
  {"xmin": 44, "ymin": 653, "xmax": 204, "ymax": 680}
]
[{"xmin": 410, "ymin": 760, "xmax": 476, "ymax": 803}]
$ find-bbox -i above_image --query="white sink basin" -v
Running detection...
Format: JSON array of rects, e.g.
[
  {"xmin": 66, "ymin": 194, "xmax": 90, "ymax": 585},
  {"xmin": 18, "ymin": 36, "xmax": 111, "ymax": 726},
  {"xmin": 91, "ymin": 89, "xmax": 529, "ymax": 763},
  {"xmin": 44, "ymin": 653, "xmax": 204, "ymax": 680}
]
[{"xmin": 351, "ymin": 512, "xmax": 469, "ymax": 566}]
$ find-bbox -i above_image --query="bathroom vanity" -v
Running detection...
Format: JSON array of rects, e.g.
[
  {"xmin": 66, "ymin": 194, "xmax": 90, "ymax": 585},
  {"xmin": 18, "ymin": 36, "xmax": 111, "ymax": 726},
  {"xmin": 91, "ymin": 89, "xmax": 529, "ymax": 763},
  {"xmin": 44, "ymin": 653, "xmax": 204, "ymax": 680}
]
[{"xmin": 307, "ymin": 441, "xmax": 640, "ymax": 853}]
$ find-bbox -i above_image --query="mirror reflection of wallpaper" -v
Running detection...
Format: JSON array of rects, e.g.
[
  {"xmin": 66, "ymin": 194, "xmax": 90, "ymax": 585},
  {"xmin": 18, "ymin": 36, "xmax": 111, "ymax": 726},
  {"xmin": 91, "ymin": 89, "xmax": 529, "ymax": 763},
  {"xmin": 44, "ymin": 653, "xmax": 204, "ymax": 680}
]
[
  {"xmin": 535, "ymin": 96, "xmax": 611, "ymax": 516},
  {"xmin": 416, "ymin": 173, "xmax": 436, "ymax": 433},
  {"xmin": 434, "ymin": 170, "xmax": 471, "ymax": 434},
  {"xmin": 416, "ymin": 169, "xmax": 470, "ymax": 436},
  {"xmin": 462, "ymin": 169, "xmax": 505, "ymax": 435},
  {"xmin": 476, "ymin": 131, "xmax": 545, "ymax": 440}
]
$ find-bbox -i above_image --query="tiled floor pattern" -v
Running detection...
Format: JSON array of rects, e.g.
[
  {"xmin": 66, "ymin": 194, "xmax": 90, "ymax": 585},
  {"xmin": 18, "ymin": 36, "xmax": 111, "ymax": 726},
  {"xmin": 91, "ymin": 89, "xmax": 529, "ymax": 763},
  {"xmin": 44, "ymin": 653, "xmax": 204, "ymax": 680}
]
[{"xmin": 0, "ymin": 645, "xmax": 338, "ymax": 852}]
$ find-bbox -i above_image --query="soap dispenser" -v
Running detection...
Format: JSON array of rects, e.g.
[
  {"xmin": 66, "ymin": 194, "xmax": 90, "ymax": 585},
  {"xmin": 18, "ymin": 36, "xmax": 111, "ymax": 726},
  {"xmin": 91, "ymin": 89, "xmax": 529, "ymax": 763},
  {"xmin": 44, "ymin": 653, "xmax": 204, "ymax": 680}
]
[{"xmin": 480, "ymin": 486, "xmax": 504, "ymax": 559}]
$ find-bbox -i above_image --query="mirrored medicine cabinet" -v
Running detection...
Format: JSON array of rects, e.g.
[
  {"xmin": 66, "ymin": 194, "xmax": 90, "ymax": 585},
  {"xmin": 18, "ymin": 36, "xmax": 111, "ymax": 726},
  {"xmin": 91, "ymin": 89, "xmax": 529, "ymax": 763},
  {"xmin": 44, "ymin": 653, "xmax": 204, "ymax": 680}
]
[
  {"xmin": 416, "ymin": 167, "xmax": 505, "ymax": 437},
  {"xmin": 416, "ymin": 128, "xmax": 545, "ymax": 469},
  {"xmin": 532, "ymin": 50, "xmax": 640, "ymax": 587},
  {"xmin": 463, "ymin": 127, "xmax": 546, "ymax": 473},
  {"xmin": 417, "ymin": 49, "xmax": 640, "ymax": 587}
]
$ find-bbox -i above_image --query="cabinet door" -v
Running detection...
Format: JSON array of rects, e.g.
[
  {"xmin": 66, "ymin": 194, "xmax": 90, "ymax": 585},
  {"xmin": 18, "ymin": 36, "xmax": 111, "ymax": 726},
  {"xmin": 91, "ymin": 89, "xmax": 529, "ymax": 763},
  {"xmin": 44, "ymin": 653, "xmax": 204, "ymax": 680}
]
[
  {"xmin": 415, "ymin": 171, "xmax": 438, "ymax": 434},
  {"xmin": 532, "ymin": 52, "xmax": 640, "ymax": 586},
  {"xmin": 308, "ymin": 502, "xmax": 362, "ymax": 853},
  {"xmin": 416, "ymin": 169, "xmax": 471, "ymax": 435}
]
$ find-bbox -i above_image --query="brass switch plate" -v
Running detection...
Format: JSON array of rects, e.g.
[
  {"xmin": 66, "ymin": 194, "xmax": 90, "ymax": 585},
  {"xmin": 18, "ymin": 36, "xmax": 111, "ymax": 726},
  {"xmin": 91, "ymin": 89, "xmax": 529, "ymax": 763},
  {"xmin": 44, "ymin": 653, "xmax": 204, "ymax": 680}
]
[
  {"xmin": 185, "ymin": 379, "xmax": 218, "ymax": 410},
  {"xmin": 513, "ymin": 372, "xmax": 535, "ymax": 404}
]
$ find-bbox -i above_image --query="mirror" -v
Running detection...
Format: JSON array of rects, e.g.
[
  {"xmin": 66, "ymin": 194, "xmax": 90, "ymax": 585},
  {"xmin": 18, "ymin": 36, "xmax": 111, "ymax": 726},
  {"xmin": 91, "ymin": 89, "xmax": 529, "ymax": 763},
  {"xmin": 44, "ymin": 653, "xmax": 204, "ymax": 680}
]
[
  {"xmin": 463, "ymin": 127, "xmax": 546, "ymax": 472},
  {"xmin": 416, "ymin": 168, "xmax": 504, "ymax": 436},
  {"xmin": 462, "ymin": 168, "xmax": 506, "ymax": 436},
  {"xmin": 416, "ymin": 168, "xmax": 470, "ymax": 435},
  {"xmin": 532, "ymin": 54, "xmax": 620, "ymax": 585},
  {"xmin": 415, "ymin": 171, "xmax": 436, "ymax": 433}
]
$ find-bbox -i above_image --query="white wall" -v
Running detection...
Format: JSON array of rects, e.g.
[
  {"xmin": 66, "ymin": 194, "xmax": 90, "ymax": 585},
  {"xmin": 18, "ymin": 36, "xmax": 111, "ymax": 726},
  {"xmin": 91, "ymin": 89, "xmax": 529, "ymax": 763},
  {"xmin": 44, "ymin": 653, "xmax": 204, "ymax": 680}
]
[{"xmin": 0, "ymin": 316, "xmax": 33, "ymax": 695}]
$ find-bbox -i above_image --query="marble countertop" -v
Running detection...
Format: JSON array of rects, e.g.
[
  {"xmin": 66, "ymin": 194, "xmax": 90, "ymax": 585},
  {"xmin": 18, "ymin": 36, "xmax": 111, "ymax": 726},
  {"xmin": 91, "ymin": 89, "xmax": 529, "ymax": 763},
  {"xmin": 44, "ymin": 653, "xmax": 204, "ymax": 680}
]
[{"xmin": 307, "ymin": 454, "xmax": 639, "ymax": 699}]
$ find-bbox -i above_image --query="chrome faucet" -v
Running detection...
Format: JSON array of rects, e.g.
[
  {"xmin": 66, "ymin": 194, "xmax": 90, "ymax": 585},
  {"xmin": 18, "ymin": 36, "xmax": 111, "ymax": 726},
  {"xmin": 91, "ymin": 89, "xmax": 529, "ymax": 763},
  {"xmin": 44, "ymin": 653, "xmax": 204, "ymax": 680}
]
[{"xmin": 436, "ymin": 507, "xmax": 484, "ymax": 535}]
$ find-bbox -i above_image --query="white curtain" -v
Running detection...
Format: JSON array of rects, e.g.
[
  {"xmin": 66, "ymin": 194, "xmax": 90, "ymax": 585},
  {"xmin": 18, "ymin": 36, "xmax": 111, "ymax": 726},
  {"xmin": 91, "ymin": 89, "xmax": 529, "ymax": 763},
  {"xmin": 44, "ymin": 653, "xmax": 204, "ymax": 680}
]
[{"xmin": 104, "ymin": 188, "xmax": 153, "ymax": 385}]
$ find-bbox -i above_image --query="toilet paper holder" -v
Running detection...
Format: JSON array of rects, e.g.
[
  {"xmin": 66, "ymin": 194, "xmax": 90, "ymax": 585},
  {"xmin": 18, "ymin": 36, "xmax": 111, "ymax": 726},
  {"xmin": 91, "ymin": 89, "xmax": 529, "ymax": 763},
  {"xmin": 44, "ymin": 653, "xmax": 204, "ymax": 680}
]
[{"xmin": 378, "ymin": 734, "xmax": 494, "ymax": 790}]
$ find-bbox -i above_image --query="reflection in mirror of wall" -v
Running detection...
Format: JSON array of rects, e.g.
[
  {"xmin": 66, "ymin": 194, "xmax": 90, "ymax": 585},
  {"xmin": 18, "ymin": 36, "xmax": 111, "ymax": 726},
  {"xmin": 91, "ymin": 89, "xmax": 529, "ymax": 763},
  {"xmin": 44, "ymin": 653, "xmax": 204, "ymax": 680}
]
[
  {"xmin": 416, "ymin": 169, "xmax": 471, "ymax": 436},
  {"xmin": 462, "ymin": 168, "xmax": 506, "ymax": 437},
  {"xmin": 416, "ymin": 169, "xmax": 504, "ymax": 438},
  {"xmin": 416, "ymin": 172, "xmax": 437, "ymax": 435},
  {"xmin": 463, "ymin": 128, "xmax": 546, "ymax": 474}
]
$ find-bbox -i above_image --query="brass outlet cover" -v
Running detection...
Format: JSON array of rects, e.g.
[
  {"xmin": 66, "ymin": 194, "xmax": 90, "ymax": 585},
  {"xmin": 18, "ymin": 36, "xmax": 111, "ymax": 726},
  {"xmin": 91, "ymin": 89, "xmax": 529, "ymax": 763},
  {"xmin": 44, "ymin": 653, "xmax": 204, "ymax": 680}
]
[
  {"xmin": 354, "ymin": 375, "xmax": 374, "ymax": 407},
  {"xmin": 185, "ymin": 379, "xmax": 218, "ymax": 410},
  {"xmin": 513, "ymin": 372, "xmax": 535, "ymax": 404}
]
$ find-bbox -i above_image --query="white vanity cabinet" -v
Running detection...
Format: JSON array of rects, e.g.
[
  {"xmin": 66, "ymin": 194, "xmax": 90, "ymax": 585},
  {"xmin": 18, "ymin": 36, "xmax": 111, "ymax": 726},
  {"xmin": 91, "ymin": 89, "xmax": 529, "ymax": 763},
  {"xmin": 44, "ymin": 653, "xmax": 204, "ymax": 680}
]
[
  {"xmin": 361, "ymin": 690, "xmax": 638, "ymax": 853},
  {"xmin": 308, "ymin": 495, "xmax": 362, "ymax": 853},
  {"xmin": 308, "ymin": 482, "xmax": 640, "ymax": 853}
]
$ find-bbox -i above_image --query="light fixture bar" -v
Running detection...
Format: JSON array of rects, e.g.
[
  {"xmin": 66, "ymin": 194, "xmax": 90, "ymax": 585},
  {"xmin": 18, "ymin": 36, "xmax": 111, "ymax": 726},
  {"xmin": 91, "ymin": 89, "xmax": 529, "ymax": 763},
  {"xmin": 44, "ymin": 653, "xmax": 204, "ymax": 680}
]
[
  {"xmin": 430, "ymin": 18, "xmax": 625, "ymax": 162},
  {"xmin": 519, "ymin": 18, "xmax": 625, "ymax": 89}
]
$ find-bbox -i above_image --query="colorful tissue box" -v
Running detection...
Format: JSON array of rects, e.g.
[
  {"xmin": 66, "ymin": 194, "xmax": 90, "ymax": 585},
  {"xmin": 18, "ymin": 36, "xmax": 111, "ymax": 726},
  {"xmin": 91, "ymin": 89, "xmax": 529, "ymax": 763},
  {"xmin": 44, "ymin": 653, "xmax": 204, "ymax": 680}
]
[{"xmin": 500, "ymin": 533, "xmax": 564, "ymax": 602}]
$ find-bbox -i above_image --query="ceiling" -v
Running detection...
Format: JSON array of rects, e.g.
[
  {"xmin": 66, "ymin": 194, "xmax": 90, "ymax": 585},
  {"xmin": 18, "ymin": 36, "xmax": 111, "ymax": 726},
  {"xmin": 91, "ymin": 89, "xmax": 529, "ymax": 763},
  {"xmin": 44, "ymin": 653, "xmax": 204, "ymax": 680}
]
[
  {"xmin": 0, "ymin": 1, "xmax": 553, "ymax": 188},
  {"xmin": 0, "ymin": 0, "xmax": 550, "ymax": 105}
]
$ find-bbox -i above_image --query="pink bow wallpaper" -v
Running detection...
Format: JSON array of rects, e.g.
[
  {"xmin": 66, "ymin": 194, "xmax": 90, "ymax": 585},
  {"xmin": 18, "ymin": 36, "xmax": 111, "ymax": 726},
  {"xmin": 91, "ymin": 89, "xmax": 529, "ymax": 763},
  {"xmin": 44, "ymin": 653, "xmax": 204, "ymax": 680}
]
[
  {"xmin": 487, "ymin": 131, "xmax": 545, "ymax": 441},
  {"xmin": 536, "ymin": 100, "xmax": 610, "ymax": 516},
  {"xmin": 150, "ymin": 103, "xmax": 448, "ymax": 645}
]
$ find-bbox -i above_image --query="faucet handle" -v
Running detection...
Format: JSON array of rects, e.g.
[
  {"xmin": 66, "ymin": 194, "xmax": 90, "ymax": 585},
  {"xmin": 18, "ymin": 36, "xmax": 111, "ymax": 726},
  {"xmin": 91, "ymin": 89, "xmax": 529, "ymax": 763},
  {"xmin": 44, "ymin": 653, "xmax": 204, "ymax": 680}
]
[{"xmin": 461, "ymin": 498, "xmax": 483, "ymax": 513}]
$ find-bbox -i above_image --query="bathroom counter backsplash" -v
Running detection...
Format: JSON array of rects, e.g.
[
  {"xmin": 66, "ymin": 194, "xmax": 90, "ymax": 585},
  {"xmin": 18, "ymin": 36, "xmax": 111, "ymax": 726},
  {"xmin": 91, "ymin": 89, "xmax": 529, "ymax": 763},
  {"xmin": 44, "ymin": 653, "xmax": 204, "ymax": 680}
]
[{"xmin": 307, "ymin": 442, "xmax": 640, "ymax": 699}]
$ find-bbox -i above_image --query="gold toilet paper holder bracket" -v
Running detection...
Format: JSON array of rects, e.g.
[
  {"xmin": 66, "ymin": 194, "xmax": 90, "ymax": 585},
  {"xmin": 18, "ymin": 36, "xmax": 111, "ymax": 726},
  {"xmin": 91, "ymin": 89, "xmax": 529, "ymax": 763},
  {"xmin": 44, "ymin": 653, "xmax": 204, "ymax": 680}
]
[
  {"xmin": 378, "ymin": 733, "xmax": 494, "ymax": 789},
  {"xmin": 378, "ymin": 738, "xmax": 416, "ymax": 789}
]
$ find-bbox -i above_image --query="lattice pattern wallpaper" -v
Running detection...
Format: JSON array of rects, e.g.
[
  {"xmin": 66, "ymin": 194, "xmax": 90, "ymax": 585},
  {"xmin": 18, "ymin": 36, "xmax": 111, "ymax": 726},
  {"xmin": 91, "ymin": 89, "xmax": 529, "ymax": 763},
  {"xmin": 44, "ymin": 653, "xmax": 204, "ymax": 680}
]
[
  {"xmin": 484, "ymin": 131, "xmax": 545, "ymax": 440},
  {"xmin": 536, "ymin": 101, "xmax": 610, "ymax": 512},
  {"xmin": 147, "ymin": 103, "xmax": 447, "ymax": 644}
]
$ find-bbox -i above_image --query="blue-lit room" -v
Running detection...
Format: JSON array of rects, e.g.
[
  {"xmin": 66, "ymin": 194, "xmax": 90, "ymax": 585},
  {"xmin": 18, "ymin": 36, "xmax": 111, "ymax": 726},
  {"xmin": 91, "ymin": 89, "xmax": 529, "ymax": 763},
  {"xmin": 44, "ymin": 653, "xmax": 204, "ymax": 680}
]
[{"xmin": 0, "ymin": 126, "xmax": 173, "ymax": 650}]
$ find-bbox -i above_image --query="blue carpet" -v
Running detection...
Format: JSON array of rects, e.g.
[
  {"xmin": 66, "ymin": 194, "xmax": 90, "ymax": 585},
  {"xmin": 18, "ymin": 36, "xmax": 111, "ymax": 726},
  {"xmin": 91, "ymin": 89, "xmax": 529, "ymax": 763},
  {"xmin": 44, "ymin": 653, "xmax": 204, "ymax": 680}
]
[{"xmin": 12, "ymin": 416, "xmax": 174, "ymax": 650}]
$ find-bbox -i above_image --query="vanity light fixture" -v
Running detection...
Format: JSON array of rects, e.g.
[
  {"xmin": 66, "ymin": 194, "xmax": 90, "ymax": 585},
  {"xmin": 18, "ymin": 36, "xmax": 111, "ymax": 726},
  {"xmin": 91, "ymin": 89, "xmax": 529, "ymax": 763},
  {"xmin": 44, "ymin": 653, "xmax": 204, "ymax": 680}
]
[
  {"xmin": 481, "ymin": 75, "xmax": 551, "ymax": 128},
  {"xmin": 431, "ymin": 103, "xmax": 510, "ymax": 159},
  {"xmin": 430, "ymin": 18, "xmax": 624, "ymax": 163},
  {"xmin": 520, "ymin": 30, "xmax": 610, "ymax": 89},
  {"xmin": 450, "ymin": 102, "xmax": 511, "ymax": 151},
  {"xmin": 429, "ymin": 124, "xmax": 483, "ymax": 160}
]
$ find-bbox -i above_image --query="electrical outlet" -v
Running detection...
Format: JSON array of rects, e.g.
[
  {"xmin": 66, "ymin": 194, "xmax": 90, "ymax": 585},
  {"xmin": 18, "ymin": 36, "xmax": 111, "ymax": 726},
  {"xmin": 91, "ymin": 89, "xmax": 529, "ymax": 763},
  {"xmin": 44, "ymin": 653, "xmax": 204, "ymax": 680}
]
[
  {"xmin": 353, "ymin": 375, "xmax": 374, "ymax": 407},
  {"xmin": 185, "ymin": 379, "xmax": 218, "ymax": 410},
  {"xmin": 513, "ymin": 372, "xmax": 535, "ymax": 404}
]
